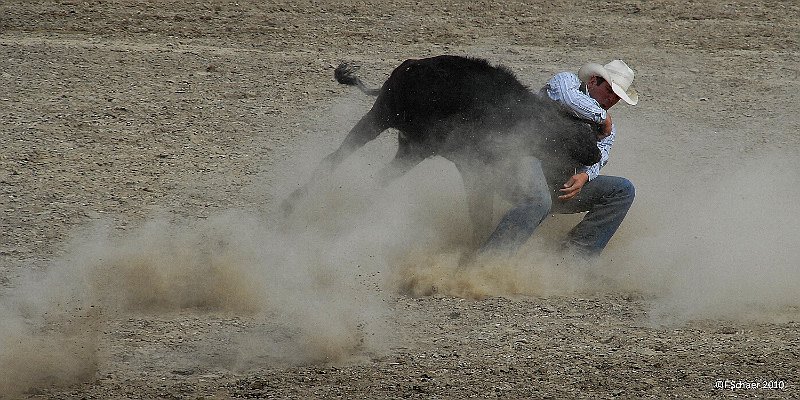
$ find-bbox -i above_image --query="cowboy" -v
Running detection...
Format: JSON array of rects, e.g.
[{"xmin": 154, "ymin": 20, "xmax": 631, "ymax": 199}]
[{"xmin": 480, "ymin": 60, "xmax": 639, "ymax": 258}]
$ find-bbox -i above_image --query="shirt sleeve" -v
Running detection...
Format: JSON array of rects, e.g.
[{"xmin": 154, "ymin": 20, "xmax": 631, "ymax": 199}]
[
  {"xmin": 579, "ymin": 125, "xmax": 615, "ymax": 181},
  {"xmin": 545, "ymin": 72, "xmax": 607, "ymax": 124},
  {"xmin": 545, "ymin": 72, "xmax": 613, "ymax": 181}
]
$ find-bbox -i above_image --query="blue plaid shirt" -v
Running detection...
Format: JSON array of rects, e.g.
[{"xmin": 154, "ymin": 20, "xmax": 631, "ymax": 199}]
[{"xmin": 543, "ymin": 72, "xmax": 614, "ymax": 181}]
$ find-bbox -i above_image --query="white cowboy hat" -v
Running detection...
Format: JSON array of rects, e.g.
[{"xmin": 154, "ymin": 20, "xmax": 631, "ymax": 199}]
[{"xmin": 578, "ymin": 60, "xmax": 639, "ymax": 105}]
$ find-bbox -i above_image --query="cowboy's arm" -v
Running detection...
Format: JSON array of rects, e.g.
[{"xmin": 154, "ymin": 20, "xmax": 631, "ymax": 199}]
[
  {"xmin": 580, "ymin": 128, "xmax": 615, "ymax": 181},
  {"xmin": 560, "ymin": 132, "xmax": 614, "ymax": 200},
  {"xmin": 600, "ymin": 114, "xmax": 613, "ymax": 138}
]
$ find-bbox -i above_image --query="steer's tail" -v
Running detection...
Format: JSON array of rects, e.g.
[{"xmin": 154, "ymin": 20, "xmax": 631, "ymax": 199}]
[{"xmin": 335, "ymin": 63, "xmax": 381, "ymax": 96}]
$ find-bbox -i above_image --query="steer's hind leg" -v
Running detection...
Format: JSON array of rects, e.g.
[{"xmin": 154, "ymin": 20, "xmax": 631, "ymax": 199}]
[
  {"xmin": 453, "ymin": 161, "xmax": 494, "ymax": 248},
  {"xmin": 320, "ymin": 111, "xmax": 388, "ymax": 173},
  {"xmin": 282, "ymin": 111, "xmax": 387, "ymax": 215}
]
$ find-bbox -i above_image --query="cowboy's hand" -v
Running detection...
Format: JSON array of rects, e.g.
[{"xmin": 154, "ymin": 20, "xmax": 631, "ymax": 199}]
[
  {"xmin": 559, "ymin": 172, "xmax": 589, "ymax": 200},
  {"xmin": 598, "ymin": 114, "xmax": 613, "ymax": 140}
]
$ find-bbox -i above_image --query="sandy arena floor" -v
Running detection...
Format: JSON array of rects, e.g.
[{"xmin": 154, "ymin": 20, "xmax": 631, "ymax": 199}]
[{"xmin": 1, "ymin": 1, "xmax": 799, "ymax": 398}]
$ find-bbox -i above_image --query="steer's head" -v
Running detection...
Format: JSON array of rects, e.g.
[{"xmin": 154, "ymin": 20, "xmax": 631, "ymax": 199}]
[
  {"xmin": 513, "ymin": 96, "xmax": 602, "ymax": 169},
  {"xmin": 491, "ymin": 95, "xmax": 602, "ymax": 175},
  {"xmin": 561, "ymin": 118, "xmax": 603, "ymax": 166},
  {"xmin": 533, "ymin": 112, "xmax": 601, "ymax": 169}
]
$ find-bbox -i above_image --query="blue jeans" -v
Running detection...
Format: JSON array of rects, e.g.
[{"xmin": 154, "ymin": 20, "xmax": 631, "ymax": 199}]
[{"xmin": 480, "ymin": 159, "xmax": 635, "ymax": 256}]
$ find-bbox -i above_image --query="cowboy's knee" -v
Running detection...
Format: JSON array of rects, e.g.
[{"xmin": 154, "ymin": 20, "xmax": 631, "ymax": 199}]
[
  {"xmin": 517, "ymin": 194, "xmax": 552, "ymax": 225},
  {"xmin": 615, "ymin": 177, "xmax": 635, "ymax": 203},
  {"xmin": 534, "ymin": 193, "xmax": 553, "ymax": 216}
]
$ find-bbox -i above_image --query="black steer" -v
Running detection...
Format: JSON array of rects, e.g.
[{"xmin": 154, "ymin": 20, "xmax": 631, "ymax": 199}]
[{"xmin": 284, "ymin": 55, "xmax": 602, "ymax": 242}]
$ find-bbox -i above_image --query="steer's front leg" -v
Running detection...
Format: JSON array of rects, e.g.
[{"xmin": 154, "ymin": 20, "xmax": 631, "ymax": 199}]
[{"xmin": 455, "ymin": 165, "xmax": 494, "ymax": 248}]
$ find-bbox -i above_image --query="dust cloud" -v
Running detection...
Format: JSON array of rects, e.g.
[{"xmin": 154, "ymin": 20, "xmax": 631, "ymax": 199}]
[
  {"xmin": 370, "ymin": 147, "xmax": 800, "ymax": 326},
  {"xmin": 605, "ymin": 151, "xmax": 800, "ymax": 324},
  {"xmin": 390, "ymin": 149, "xmax": 800, "ymax": 324},
  {"xmin": 1, "ymin": 107, "xmax": 798, "ymax": 395},
  {"xmin": 0, "ymin": 126, "xmax": 473, "ymax": 395},
  {"xmin": 0, "ymin": 169, "xmax": 403, "ymax": 395},
  {"xmin": 0, "ymin": 212, "xmax": 353, "ymax": 394}
]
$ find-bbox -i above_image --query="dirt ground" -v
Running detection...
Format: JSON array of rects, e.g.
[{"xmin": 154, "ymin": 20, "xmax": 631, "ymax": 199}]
[{"xmin": 1, "ymin": 0, "xmax": 799, "ymax": 399}]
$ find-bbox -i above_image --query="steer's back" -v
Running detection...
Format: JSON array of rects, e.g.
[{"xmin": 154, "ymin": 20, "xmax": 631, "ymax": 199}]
[
  {"xmin": 369, "ymin": 55, "xmax": 600, "ymax": 170},
  {"xmin": 375, "ymin": 56, "xmax": 533, "ymax": 135}
]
